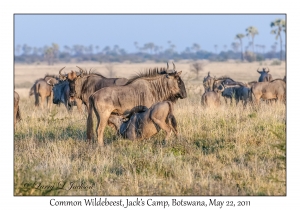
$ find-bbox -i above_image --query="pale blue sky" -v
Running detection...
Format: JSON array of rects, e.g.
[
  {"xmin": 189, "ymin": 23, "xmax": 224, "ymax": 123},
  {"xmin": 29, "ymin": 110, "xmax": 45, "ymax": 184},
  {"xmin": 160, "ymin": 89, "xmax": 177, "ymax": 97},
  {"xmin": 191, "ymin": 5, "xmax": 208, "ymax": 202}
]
[{"xmin": 15, "ymin": 14, "xmax": 286, "ymax": 53}]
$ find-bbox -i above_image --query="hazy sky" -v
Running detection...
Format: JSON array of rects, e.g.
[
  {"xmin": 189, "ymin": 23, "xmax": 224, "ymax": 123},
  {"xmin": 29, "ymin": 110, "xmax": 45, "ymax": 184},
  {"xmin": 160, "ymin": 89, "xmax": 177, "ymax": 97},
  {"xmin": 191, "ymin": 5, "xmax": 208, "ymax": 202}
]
[{"xmin": 15, "ymin": 14, "xmax": 286, "ymax": 53}]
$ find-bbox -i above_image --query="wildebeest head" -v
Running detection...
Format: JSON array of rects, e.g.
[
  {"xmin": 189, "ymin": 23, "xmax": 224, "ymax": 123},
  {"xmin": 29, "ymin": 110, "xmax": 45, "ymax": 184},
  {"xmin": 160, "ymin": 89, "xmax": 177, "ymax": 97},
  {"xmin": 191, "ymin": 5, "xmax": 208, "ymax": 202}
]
[
  {"xmin": 164, "ymin": 62, "xmax": 187, "ymax": 99},
  {"xmin": 257, "ymin": 67, "xmax": 272, "ymax": 82},
  {"xmin": 50, "ymin": 80, "xmax": 69, "ymax": 104},
  {"xmin": 107, "ymin": 114, "xmax": 124, "ymax": 131},
  {"xmin": 46, "ymin": 77, "xmax": 59, "ymax": 87},
  {"xmin": 213, "ymin": 82, "xmax": 225, "ymax": 93},
  {"xmin": 58, "ymin": 66, "xmax": 84, "ymax": 98},
  {"xmin": 203, "ymin": 72, "xmax": 215, "ymax": 92}
]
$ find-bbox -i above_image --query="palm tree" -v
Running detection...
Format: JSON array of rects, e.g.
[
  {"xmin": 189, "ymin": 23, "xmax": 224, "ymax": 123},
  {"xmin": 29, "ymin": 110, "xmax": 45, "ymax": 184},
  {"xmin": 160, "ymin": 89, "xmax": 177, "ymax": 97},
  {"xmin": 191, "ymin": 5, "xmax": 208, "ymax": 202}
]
[
  {"xmin": 245, "ymin": 26, "xmax": 259, "ymax": 59},
  {"xmin": 134, "ymin": 41, "xmax": 139, "ymax": 52},
  {"xmin": 231, "ymin": 42, "xmax": 240, "ymax": 53},
  {"xmin": 214, "ymin": 44, "xmax": 218, "ymax": 54},
  {"xmin": 235, "ymin": 33, "xmax": 245, "ymax": 61},
  {"xmin": 192, "ymin": 43, "xmax": 201, "ymax": 53},
  {"xmin": 271, "ymin": 18, "xmax": 286, "ymax": 61}
]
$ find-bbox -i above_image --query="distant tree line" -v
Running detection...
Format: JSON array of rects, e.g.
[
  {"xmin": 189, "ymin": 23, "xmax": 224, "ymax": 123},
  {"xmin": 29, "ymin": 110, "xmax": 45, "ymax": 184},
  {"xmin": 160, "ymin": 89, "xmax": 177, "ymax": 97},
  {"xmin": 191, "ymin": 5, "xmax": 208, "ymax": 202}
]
[{"xmin": 15, "ymin": 19, "xmax": 286, "ymax": 64}]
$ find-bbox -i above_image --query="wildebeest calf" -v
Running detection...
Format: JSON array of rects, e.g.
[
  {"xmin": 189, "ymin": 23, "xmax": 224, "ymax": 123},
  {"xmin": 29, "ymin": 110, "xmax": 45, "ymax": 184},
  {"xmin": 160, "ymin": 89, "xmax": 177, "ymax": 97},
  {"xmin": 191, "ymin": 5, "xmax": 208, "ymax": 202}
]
[
  {"xmin": 201, "ymin": 84, "xmax": 225, "ymax": 108},
  {"xmin": 29, "ymin": 75, "xmax": 59, "ymax": 110},
  {"xmin": 107, "ymin": 101, "xmax": 178, "ymax": 142}
]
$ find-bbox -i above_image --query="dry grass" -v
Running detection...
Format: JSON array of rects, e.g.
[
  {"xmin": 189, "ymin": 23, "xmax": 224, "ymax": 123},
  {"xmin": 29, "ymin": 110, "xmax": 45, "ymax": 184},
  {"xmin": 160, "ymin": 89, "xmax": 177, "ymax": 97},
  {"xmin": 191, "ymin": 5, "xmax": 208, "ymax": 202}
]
[{"xmin": 14, "ymin": 61, "xmax": 286, "ymax": 196}]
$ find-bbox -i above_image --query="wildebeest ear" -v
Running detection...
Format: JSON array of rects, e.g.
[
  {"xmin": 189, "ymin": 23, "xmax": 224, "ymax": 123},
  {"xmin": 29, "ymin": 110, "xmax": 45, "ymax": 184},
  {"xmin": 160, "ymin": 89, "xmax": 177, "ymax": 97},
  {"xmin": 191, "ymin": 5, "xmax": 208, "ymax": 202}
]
[
  {"xmin": 115, "ymin": 78, "xmax": 128, "ymax": 86},
  {"xmin": 176, "ymin": 71, "xmax": 182, "ymax": 76},
  {"xmin": 47, "ymin": 79, "xmax": 54, "ymax": 86}
]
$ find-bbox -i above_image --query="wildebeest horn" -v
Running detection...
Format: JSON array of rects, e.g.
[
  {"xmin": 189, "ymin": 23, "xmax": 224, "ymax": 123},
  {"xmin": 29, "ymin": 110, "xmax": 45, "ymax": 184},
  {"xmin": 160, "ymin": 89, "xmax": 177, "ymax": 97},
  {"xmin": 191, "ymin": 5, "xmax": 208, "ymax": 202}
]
[
  {"xmin": 46, "ymin": 79, "xmax": 52, "ymax": 86},
  {"xmin": 59, "ymin": 67, "xmax": 66, "ymax": 77},
  {"xmin": 172, "ymin": 62, "xmax": 176, "ymax": 70},
  {"xmin": 166, "ymin": 62, "xmax": 169, "ymax": 70},
  {"xmin": 219, "ymin": 84, "xmax": 225, "ymax": 92},
  {"xmin": 76, "ymin": 66, "xmax": 84, "ymax": 76},
  {"xmin": 257, "ymin": 68, "xmax": 261, "ymax": 73},
  {"xmin": 208, "ymin": 72, "xmax": 210, "ymax": 76},
  {"xmin": 267, "ymin": 67, "xmax": 270, "ymax": 73}
]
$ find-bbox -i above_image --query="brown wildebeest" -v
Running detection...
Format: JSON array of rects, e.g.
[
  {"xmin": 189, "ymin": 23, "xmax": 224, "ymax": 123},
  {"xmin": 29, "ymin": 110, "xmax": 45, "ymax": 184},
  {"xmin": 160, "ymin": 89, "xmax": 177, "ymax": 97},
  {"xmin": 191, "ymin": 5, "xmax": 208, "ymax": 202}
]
[
  {"xmin": 203, "ymin": 72, "xmax": 215, "ymax": 92},
  {"xmin": 257, "ymin": 67, "xmax": 273, "ymax": 82},
  {"xmin": 107, "ymin": 101, "xmax": 178, "ymax": 142},
  {"xmin": 201, "ymin": 84, "xmax": 224, "ymax": 107},
  {"xmin": 251, "ymin": 79, "xmax": 286, "ymax": 105},
  {"xmin": 29, "ymin": 75, "xmax": 59, "ymax": 110},
  {"xmin": 87, "ymin": 65, "xmax": 187, "ymax": 146},
  {"xmin": 47, "ymin": 79, "xmax": 84, "ymax": 113},
  {"xmin": 58, "ymin": 66, "xmax": 129, "ymax": 109},
  {"xmin": 14, "ymin": 91, "xmax": 21, "ymax": 127}
]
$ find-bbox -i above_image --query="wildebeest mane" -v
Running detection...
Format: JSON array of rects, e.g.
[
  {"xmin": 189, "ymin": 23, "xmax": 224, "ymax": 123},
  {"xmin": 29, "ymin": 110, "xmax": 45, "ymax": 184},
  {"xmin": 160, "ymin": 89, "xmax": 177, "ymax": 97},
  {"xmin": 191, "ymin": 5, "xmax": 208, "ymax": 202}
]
[
  {"xmin": 44, "ymin": 74, "xmax": 59, "ymax": 80},
  {"xmin": 126, "ymin": 67, "xmax": 170, "ymax": 84},
  {"xmin": 126, "ymin": 67, "xmax": 179, "ymax": 102},
  {"xmin": 215, "ymin": 76, "xmax": 235, "ymax": 81},
  {"xmin": 86, "ymin": 72, "xmax": 107, "ymax": 79},
  {"xmin": 270, "ymin": 78, "xmax": 285, "ymax": 82}
]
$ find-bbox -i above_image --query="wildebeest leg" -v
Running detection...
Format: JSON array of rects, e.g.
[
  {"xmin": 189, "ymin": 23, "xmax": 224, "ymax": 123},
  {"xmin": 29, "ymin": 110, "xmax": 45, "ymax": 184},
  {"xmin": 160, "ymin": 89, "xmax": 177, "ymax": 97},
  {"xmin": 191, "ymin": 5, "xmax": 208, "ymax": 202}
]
[
  {"xmin": 224, "ymin": 97, "xmax": 228, "ymax": 105},
  {"xmin": 49, "ymin": 93, "xmax": 53, "ymax": 110},
  {"xmin": 151, "ymin": 116, "xmax": 172, "ymax": 141},
  {"xmin": 235, "ymin": 97, "xmax": 239, "ymax": 106},
  {"xmin": 40, "ymin": 95, "xmax": 46, "ymax": 110},
  {"xmin": 76, "ymin": 98, "xmax": 83, "ymax": 114},
  {"xmin": 34, "ymin": 93, "xmax": 39, "ymax": 107},
  {"xmin": 96, "ymin": 111, "xmax": 110, "ymax": 146},
  {"xmin": 14, "ymin": 105, "xmax": 18, "ymax": 128}
]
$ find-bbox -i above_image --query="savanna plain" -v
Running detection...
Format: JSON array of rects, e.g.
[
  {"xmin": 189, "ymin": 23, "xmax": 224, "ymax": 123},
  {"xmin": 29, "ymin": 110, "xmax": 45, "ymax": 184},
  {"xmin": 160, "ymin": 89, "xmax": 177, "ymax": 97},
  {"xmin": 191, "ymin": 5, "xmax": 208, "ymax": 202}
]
[{"xmin": 14, "ymin": 60, "xmax": 286, "ymax": 195}]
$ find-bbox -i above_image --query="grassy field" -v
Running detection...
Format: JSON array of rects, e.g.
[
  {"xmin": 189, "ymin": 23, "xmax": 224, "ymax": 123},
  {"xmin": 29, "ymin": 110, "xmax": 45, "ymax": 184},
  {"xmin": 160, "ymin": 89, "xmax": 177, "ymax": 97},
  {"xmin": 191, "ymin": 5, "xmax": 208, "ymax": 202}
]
[{"xmin": 14, "ymin": 60, "xmax": 286, "ymax": 195}]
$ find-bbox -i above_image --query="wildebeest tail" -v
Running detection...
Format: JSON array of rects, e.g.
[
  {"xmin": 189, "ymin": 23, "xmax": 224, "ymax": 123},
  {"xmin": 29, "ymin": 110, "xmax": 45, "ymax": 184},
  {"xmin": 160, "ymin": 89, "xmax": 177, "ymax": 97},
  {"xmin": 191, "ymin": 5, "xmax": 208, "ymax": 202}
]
[
  {"xmin": 248, "ymin": 88, "xmax": 252, "ymax": 102},
  {"xmin": 16, "ymin": 106, "xmax": 21, "ymax": 121},
  {"xmin": 201, "ymin": 94, "xmax": 206, "ymax": 106},
  {"xmin": 166, "ymin": 101, "xmax": 178, "ymax": 134},
  {"xmin": 29, "ymin": 84, "xmax": 35, "ymax": 96},
  {"xmin": 34, "ymin": 83, "xmax": 40, "ymax": 106},
  {"xmin": 86, "ymin": 95, "xmax": 95, "ymax": 142}
]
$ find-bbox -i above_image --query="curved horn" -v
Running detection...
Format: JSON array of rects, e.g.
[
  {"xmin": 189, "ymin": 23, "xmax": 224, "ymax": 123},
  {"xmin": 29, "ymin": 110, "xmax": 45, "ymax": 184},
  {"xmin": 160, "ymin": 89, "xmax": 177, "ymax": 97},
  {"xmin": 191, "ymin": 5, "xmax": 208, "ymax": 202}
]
[
  {"xmin": 46, "ymin": 79, "xmax": 52, "ymax": 86},
  {"xmin": 166, "ymin": 62, "xmax": 169, "ymax": 70},
  {"xmin": 59, "ymin": 67, "xmax": 66, "ymax": 77},
  {"xmin": 217, "ymin": 83, "xmax": 225, "ymax": 92},
  {"xmin": 257, "ymin": 68, "xmax": 260, "ymax": 73},
  {"xmin": 172, "ymin": 62, "xmax": 176, "ymax": 70},
  {"xmin": 267, "ymin": 67, "xmax": 270, "ymax": 73},
  {"xmin": 76, "ymin": 66, "xmax": 84, "ymax": 76}
]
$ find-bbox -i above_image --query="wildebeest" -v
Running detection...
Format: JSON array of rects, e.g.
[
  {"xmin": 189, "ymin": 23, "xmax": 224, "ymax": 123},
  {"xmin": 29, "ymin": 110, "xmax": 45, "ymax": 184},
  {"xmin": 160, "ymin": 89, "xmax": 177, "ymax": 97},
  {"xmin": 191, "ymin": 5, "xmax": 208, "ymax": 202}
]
[
  {"xmin": 107, "ymin": 101, "xmax": 178, "ymax": 142},
  {"xmin": 29, "ymin": 75, "xmax": 59, "ymax": 109},
  {"xmin": 14, "ymin": 91, "xmax": 21, "ymax": 127},
  {"xmin": 203, "ymin": 72, "xmax": 215, "ymax": 92},
  {"xmin": 257, "ymin": 67, "xmax": 273, "ymax": 82},
  {"xmin": 201, "ymin": 84, "xmax": 224, "ymax": 107},
  {"xmin": 48, "ymin": 79, "xmax": 84, "ymax": 113},
  {"xmin": 220, "ymin": 81, "xmax": 252, "ymax": 106},
  {"xmin": 212, "ymin": 76, "xmax": 239, "ymax": 104},
  {"xmin": 58, "ymin": 66, "xmax": 129, "ymax": 109},
  {"xmin": 251, "ymin": 79, "xmax": 286, "ymax": 104},
  {"xmin": 87, "ymin": 65, "xmax": 187, "ymax": 146}
]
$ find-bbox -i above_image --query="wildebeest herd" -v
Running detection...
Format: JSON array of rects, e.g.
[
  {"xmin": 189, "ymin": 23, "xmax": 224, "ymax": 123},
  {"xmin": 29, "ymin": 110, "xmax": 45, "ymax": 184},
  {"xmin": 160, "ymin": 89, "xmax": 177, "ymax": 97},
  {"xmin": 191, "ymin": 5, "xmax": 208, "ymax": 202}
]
[{"xmin": 14, "ymin": 64, "xmax": 286, "ymax": 146}]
